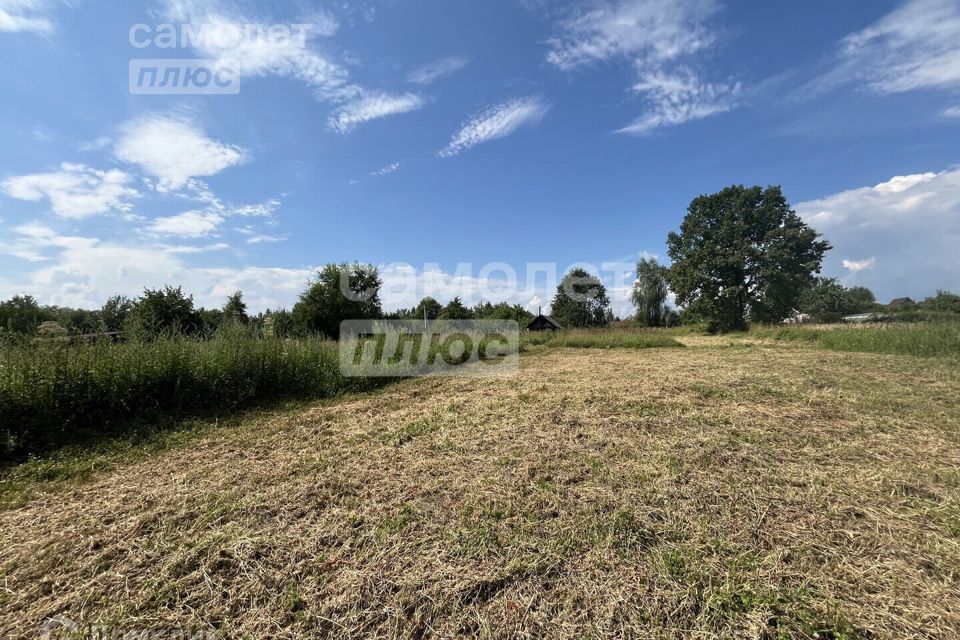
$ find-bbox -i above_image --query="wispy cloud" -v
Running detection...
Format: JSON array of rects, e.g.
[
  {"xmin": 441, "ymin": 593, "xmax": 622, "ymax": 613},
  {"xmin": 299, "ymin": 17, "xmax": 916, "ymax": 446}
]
[
  {"xmin": 1, "ymin": 163, "xmax": 139, "ymax": 219},
  {"xmin": 546, "ymin": 0, "xmax": 735, "ymax": 133},
  {"xmin": 822, "ymin": 0, "xmax": 960, "ymax": 95},
  {"xmin": 160, "ymin": 0, "xmax": 424, "ymax": 132},
  {"xmin": 0, "ymin": 0, "xmax": 63, "ymax": 34},
  {"xmin": 407, "ymin": 56, "xmax": 469, "ymax": 85},
  {"xmin": 546, "ymin": 0, "xmax": 719, "ymax": 69},
  {"xmin": 943, "ymin": 105, "xmax": 960, "ymax": 118},
  {"xmin": 114, "ymin": 114, "xmax": 247, "ymax": 191},
  {"xmin": 372, "ymin": 162, "xmax": 400, "ymax": 176},
  {"xmin": 439, "ymin": 97, "xmax": 550, "ymax": 157},
  {"xmin": 328, "ymin": 93, "xmax": 426, "ymax": 134},
  {"xmin": 618, "ymin": 68, "xmax": 740, "ymax": 134}
]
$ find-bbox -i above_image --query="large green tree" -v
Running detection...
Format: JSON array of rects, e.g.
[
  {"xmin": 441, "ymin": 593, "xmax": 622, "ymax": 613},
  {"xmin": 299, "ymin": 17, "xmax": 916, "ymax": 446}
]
[
  {"xmin": 550, "ymin": 268, "xmax": 611, "ymax": 328},
  {"xmin": 292, "ymin": 263, "xmax": 382, "ymax": 339},
  {"xmin": 631, "ymin": 257, "xmax": 670, "ymax": 327},
  {"xmin": 126, "ymin": 286, "xmax": 203, "ymax": 339},
  {"xmin": 666, "ymin": 185, "xmax": 830, "ymax": 332}
]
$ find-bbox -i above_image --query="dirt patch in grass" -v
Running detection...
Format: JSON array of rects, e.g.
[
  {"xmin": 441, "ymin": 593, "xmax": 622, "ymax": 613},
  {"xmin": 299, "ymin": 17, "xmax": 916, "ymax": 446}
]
[{"xmin": 2, "ymin": 341, "xmax": 959, "ymax": 638}]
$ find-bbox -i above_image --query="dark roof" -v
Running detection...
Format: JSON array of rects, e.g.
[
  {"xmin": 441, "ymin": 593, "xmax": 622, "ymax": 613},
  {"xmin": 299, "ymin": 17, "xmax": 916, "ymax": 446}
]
[
  {"xmin": 889, "ymin": 297, "xmax": 914, "ymax": 306},
  {"xmin": 527, "ymin": 314, "xmax": 562, "ymax": 330}
]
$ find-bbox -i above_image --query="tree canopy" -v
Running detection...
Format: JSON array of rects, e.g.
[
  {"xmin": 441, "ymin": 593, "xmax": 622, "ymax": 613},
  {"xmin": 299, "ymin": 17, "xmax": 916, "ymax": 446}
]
[
  {"xmin": 667, "ymin": 185, "xmax": 830, "ymax": 332},
  {"xmin": 292, "ymin": 263, "xmax": 382, "ymax": 339},
  {"xmin": 632, "ymin": 257, "xmax": 670, "ymax": 327},
  {"xmin": 550, "ymin": 268, "xmax": 611, "ymax": 328}
]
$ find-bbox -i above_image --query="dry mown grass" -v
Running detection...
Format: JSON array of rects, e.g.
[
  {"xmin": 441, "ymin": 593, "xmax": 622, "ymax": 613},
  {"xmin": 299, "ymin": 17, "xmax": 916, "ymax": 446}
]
[{"xmin": 2, "ymin": 339, "xmax": 959, "ymax": 639}]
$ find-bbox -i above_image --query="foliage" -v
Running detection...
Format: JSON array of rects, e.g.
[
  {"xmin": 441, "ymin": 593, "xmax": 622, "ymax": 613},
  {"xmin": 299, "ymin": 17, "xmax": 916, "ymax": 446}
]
[
  {"xmin": 292, "ymin": 263, "xmax": 382, "ymax": 339},
  {"xmin": 667, "ymin": 185, "xmax": 830, "ymax": 332},
  {"xmin": 921, "ymin": 290, "xmax": 960, "ymax": 314},
  {"xmin": 550, "ymin": 268, "xmax": 612, "ymax": 328},
  {"xmin": 0, "ymin": 329, "xmax": 385, "ymax": 459},
  {"xmin": 125, "ymin": 286, "xmax": 203, "ymax": 339},
  {"xmin": 632, "ymin": 257, "xmax": 671, "ymax": 327},
  {"xmin": 439, "ymin": 296, "xmax": 471, "ymax": 320},
  {"xmin": 223, "ymin": 290, "xmax": 248, "ymax": 324},
  {"xmin": 99, "ymin": 295, "xmax": 133, "ymax": 333},
  {"xmin": 472, "ymin": 301, "xmax": 533, "ymax": 323},
  {"xmin": 415, "ymin": 297, "xmax": 443, "ymax": 320},
  {"xmin": 798, "ymin": 278, "xmax": 876, "ymax": 321},
  {"xmin": 0, "ymin": 295, "xmax": 48, "ymax": 334}
]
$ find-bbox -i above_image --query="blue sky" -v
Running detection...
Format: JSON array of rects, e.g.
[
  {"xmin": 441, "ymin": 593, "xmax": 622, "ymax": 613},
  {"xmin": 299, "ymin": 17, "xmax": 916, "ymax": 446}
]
[{"xmin": 1, "ymin": 0, "xmax": 958, "ymax": 315}]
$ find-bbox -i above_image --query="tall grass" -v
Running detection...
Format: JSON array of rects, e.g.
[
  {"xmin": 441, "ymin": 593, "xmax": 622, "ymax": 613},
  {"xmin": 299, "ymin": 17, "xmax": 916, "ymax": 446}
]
[
  {"xmin": 749, "ymin": 323, "xmax": 960, "ymax": 358},
  {"xmin": 522, "ymin": 328, "xmax": 684, "ymax": 350},
  {"xmin": 0, "ymin": 329, "xmax": 383, "ymax": 459}
]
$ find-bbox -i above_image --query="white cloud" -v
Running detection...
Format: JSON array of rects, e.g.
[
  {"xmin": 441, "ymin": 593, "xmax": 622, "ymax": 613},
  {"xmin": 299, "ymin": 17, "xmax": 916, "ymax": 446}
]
[
  {"xmin": 407, "ymin": 56, "xmax": 469, "ymax": 85},
  {"xmin": 0, "ymin": 224, "xmax": 315, "ymax": 311},
  {"xmin": 842, "ymin": 257, "xmax": 876, "ymax": 273},
  {"xmin": 0, "ymin": 0, "xmax": 60, "ymax": 33},
  {"xmin": 161, "ymin": 0, "xmax": 350, "ymax": 97},
  {"xmin": 439, "ymin": 97, "xmax": 550, "ymax": 157},
  {"xmin": 1, "ymin": 163, "xmax": 139, "ymax": 218},
  {"xmin": 372, "ymin": 162, "xmax": 400, "ymax": 176},
  {"xmin": 546, "ymin": 0, "xmax": 720, "ymax": 69},
  {"xmin": 796, "ymin": 168, "xmax": 960, "ymax": 301},
  {"xmin": 830, "ymin": 0, "xmax": 960, "ymax": 95},
  {"xmin": 114, "ymin": 114, "xmax": 247, "ymax": 191},
  {"xmin": 147, "ymin": 210, "xmax": 224, "ymax": 237},
  {"xmin": 226, "ymin": 198, "xmax": 281, "ymax": 217},
  {"xmin": 327, "ymin": 92, "xmax": 426, "ymax": 134},
  {"xmin": 942, "ymin": 105, "xmax": 960, "ymax": 118},
  {"xmin": 160, "ymin": 242, "xmax": 230, "ymax": 254},
  {"xmin": 545, "ymin": 0, "xmax": 735, "ymax": 133},
  {"xmin": 618, "ymin": 67, "xmax": 739, "ymax": 134}
]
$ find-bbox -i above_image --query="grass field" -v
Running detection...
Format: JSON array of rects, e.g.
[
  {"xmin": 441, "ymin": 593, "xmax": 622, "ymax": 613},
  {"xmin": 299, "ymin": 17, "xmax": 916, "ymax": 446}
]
[
  {"xmin": 2, "ymin": 336, "xmax": 960, "ymax": 638},
  {"xmin": 748, "ymin": 322, "xmax": 960, "ymax": 358}
]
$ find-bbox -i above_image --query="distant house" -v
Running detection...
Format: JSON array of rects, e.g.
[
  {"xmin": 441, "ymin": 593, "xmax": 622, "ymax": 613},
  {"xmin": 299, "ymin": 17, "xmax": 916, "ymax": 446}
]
[
  {"xmin": 889, "ymin": 297, "xmax": 914, "ymax": 307},
  {"xmin": 782, "ymin": 310, "xmax": 814, "ymax": 325},
  {"xmin": 527, "ymin": 309, "xmax": 562, "ymax": 332}
]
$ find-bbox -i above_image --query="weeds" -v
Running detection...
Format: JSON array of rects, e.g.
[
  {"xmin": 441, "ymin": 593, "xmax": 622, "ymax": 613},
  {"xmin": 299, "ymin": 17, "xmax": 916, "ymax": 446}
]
[
  {"xmin": 0, "ymin": 329, "xmax": 384, "ymax": 459},
  {"xmin": 749, "ymin": 322, "xmax": 960, "ymax": 357}
]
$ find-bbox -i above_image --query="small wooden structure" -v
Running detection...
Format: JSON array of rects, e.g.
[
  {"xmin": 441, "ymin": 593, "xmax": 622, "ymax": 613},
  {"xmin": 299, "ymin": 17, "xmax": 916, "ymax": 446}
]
[{"xmin": 527, "ymin": 308, "xmax": 562, "ymax": 332}]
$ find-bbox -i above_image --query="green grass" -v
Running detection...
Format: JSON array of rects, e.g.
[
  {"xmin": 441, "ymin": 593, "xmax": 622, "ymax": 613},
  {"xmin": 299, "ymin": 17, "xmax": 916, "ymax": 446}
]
[
  {"xmin": 522, "ymin": 328, "xmax": 684, "ymax": 350},
  {"xmin": 749, "ymin": 322, "xmax": 960, "ymax": 358},
  {"xmin": 0, "ymin": 328, "xmax": 385, "ymax": 460}
]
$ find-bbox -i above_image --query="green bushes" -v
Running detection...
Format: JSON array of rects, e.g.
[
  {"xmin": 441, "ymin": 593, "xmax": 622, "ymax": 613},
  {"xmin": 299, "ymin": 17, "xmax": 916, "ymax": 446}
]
[
  {"xmin": 0, "ymin": 329, "xmax": 382, "ymax": 459},
  {"xmin": 749, "ymin": 323, "xmax": 960, "ymax": 358}
]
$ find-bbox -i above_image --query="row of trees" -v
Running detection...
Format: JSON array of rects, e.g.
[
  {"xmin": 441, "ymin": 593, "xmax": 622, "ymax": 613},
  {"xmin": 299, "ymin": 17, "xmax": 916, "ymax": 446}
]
[{"xmin": 5, "ymin": 184, "xmax": 958, "ymax": 338}]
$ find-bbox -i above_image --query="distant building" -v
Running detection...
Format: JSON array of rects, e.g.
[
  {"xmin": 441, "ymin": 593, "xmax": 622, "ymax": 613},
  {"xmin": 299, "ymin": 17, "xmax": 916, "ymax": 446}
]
[
  {"xmin": 889, "ymin": 297, "xmax": 914, "ymax": 307},
  {"xmin": 843, "ymin": 313, "xmax": 889, "ymax": 323},
  {"xmin": 527, "ymin": 308, "xmax": 562, "ymax": 332},
  {"xmin": 782, "ymin": 310, "xmax": 814, "ymax": 325}
]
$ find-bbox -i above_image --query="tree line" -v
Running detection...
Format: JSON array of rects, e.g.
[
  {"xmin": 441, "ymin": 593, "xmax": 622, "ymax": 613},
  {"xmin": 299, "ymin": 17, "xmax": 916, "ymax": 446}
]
[{"xmin": 4, "ymin": 184, "xmax": 960, "ymax": 341}]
